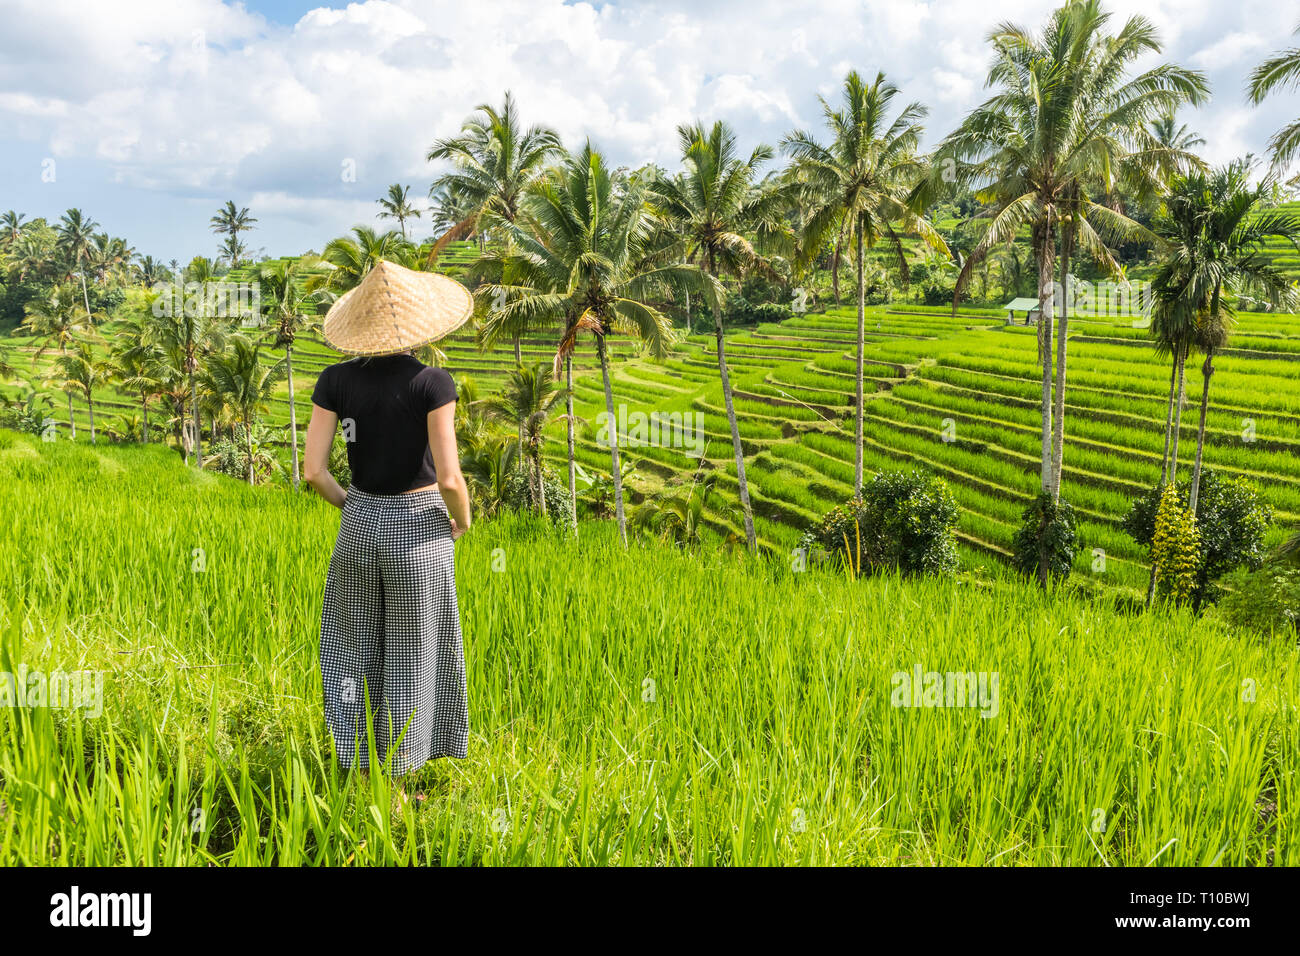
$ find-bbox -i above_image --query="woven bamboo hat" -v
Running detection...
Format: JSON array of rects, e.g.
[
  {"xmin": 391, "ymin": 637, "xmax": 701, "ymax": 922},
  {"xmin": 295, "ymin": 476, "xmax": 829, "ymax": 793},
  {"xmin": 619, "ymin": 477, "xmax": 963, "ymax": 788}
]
[{"xmin": 322, "ymin": 260, "xmax": 474, "ymax": 356}]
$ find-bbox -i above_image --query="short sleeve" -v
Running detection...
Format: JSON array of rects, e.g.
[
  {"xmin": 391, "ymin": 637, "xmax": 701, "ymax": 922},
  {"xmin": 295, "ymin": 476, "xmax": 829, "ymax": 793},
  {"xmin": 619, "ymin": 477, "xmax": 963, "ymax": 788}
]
[
  {"xmin": 311, "ymin": 364, "xmax": 338, "ymax": 412},
  {"xmin": 421, "ymin": 367, "xmax": 458, "ymax": 412}
]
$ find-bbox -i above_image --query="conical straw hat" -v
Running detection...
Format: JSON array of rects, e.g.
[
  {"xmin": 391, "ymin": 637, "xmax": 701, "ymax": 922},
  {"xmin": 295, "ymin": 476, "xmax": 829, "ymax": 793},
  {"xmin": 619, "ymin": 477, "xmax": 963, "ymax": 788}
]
[{"xmin": 322, "ymin": 259, "xmax": 474, "ymax": 356}]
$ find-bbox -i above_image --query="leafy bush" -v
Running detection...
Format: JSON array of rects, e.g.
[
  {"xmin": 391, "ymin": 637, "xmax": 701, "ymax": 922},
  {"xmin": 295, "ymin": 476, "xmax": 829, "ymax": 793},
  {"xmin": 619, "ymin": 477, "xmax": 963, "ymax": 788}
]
[
  {"xmin": 1219, "ymin": 563, "xmax": 1300, "ymax": 637},
  {"xmin": 0, "ymin": 389, "xmax": 56, "ymax": 436},
  {"xmin": 724, "ymin": 293, "xmax": 793, "ymax": 327},
  {"xmin": 1124, "ymin": 471, "xmax": 1272, "ymax": 610},
  {"xmin": 1010, "ymin": 493, "xmax": 1077, "ymax": 582},
  {"xmin": 504, "ymin": 463, "xmax": 569, "ymax": 523},
  {"xmin": 800, "ymin": 469, "xmax": 959, "ymax": 577}
]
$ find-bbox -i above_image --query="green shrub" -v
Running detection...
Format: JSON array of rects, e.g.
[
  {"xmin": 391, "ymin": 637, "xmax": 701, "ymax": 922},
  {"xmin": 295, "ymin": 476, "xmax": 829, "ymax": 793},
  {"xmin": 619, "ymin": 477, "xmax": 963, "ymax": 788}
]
[
  {"xmin": 800, "ymin": 469, "xmax": 959, "ymax": 577},
  {"xmin": 1219, "ymin": 562, "xmax": 1300, "ymax": 636},
  {"xmin": 1124, "ymin": 471, "xmax": 1272, "ymax": 611},
  {"xmin": 1010, "ymin": 493, "xmax": 1078, "ymax": 583}
]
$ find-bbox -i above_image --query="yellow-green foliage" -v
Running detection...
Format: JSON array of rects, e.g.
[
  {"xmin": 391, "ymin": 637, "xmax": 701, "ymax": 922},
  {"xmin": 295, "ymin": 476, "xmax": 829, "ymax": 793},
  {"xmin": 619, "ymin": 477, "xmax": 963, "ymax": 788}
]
[{"xmin": 1152, "ymin": 485, "xmax": 1201, "ymax": 604}]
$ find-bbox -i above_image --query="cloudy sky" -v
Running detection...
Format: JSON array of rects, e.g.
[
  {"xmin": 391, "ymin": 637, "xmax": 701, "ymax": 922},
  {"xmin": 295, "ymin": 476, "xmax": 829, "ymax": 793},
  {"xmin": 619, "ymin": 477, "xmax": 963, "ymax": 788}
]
[{"xmin": 2, "ymin": 0, "xmax": 1297, "ymax": 263}]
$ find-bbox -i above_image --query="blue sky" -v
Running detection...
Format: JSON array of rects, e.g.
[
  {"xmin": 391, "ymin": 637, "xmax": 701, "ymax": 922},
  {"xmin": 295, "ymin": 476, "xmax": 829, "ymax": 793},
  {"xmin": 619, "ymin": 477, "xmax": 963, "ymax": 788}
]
[{"xmin": 2, "ymin": 0, "xmax": 1296, "ymax": 265}]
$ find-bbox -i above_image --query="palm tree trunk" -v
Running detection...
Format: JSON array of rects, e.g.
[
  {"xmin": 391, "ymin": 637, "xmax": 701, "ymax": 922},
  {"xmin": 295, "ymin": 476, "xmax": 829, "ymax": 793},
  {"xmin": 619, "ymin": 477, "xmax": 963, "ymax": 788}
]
[
  {"xmin": 286, "ymin": 345, "xmax": 300, "ymax": 490},
  {"xmin": 535, "ymin": 449, "xmax": 547, "ymax": 518},
  {"xmin": 190, "ymin": 366, "xmax": 202, "ymax": 467},
  {"xmin": 141, "ymin": 397, "xmax": 150, "ymax": 444},
  {"xmin": 596, "ymin": 335, "xmax": 627, "ymax": 547},
  {"xmin": 711, "ymin": 275, "xmax": 757, "ymax": 553},
  {"xmin": 1050, "ymin": 230, "xmax": 1072, "ymax": 501},
  {"xmin": 87, "ymin": 395, "xmax": 96, "ymax": 445},
  {"xmin": 1034, "ymin": 222, "xmax": 1055, "ymax": 589},
  {"xmin": 854, "ymin": 228, "xmax": 866, "ymax": 495},
  {"xmin": 514, "ymin": 336, "xmax": 522, "ymax": 366},
  {"xmin": 79, "ymin": 270, "xmax": 92, "ymax": 318},
  {"xmin": 1036, "ymin": 223, "xmax": 1055, "ymax": 493},
  {"xmin": 684, "ymin": 291, "xmax": 691, "ymax": 337},
  {"xmin": 66, "ymin": 392, "xmax": 76, "ymax": 440},
  {"xmin": 1159, "ymin": 359, "xmax": 1177, "ymax": 482},
  {"xmin": 1169, "ymin": 348, "xmax": 1187, "ymax": 484},
  {"xmin": 1188, "ymin": 351, "xmax": 1214, "ymax": 514},
  {"xmin": 566, "ymin": 355, "xmax": 577, "ymax": 536},
  {"xmin": 245, "ymin": 421, "xmax": 254, "ymax": 486}
]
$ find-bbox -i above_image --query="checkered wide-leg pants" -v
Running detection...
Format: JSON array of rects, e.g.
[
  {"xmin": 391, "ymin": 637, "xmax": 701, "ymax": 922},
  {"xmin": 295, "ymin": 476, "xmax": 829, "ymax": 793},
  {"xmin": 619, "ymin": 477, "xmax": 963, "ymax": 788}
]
[{"xmin": 319, "ymin": 486, "xmax": 469, "ymax": 774}]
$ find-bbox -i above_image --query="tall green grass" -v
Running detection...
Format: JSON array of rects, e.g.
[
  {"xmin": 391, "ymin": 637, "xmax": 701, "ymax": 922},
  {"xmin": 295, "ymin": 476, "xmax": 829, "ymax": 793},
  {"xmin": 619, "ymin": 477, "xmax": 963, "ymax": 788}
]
[{"xmin": 0, "ymin": 432, "xmax": 1296, "ymax": 865}]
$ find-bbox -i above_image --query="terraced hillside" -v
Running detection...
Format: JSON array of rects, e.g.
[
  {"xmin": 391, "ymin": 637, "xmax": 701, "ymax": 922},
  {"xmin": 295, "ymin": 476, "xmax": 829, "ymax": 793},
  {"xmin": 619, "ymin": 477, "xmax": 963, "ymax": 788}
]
[
  {"xmin": 5, "ymin": 260, "xmax": 1299, "ymax": 598},
  {"xmin": 552, "ymin": 303, "xmax": 1300, "ymax": 597}
]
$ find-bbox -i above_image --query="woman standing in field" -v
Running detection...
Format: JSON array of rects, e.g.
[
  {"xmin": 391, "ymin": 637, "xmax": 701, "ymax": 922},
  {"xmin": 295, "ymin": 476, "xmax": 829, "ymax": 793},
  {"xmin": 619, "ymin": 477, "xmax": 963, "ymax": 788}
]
[{"xmin": 302, "ymin": 260, "xmax": 474, "ymax": 780}]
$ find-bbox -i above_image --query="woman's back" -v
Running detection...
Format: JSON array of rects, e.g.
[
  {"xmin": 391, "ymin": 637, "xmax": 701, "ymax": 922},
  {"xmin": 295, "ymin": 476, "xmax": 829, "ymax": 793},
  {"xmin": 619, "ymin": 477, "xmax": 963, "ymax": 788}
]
[{"xmin": 311, "ymin": 354, "xmax": 457, "ymax": 495}]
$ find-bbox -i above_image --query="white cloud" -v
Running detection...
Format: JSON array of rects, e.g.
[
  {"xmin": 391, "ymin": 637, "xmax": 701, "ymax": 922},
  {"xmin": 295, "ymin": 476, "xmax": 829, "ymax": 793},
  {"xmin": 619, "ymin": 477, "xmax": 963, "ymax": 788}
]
[{"xmin": 2, "ymin": 0, "xmax": 1298, "ymax": 258}]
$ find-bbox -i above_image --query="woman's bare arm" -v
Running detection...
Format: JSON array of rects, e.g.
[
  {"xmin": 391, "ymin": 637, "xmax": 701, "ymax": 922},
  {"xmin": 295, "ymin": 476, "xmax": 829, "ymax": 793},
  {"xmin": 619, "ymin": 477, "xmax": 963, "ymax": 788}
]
[
  {"xmin": 303, "ymin": 404, "xmax": 347, "ymax": 508},
  {"xmin": 427, "ymin": 401, "xmax": 471, "ymax": 538}
]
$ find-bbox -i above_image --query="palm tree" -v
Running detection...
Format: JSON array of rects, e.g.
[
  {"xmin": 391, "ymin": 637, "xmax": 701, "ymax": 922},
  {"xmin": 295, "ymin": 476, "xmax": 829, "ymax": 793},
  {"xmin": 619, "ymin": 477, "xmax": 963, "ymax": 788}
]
[
  {"xmin": 940, "ymin": 0, "xmax": 1207, "ymax": 515},
  {"xmin": 209, "ymin": 201, "xmax": 257, "ymax": 267},
  {"xmin": 652, "ymin": 120, "xmax": 791, "ymax": 551},
  {"xmin": 633, "ymin": 469, "xmax": 740, "ymax": 550},
  {"xmin": 377, "ymin": 184, "xmax": 421, "ymax": 238},
  {"xmin": 427, "ymin": 91, "xmax": 562, "ymax": 253},
  {"xmin": 144, "ymin": 289, "xmax": 230, "ymax": 465},
  {"xmin": 108, "ymin": 322, "xmax": 166, "ymax": 444},
  {"xmin": 1, "ymin": 210, "xmax": 26, "ymax": 250},
  {"xmin": 1150, "ymin": 111, "xmax": 1206, "ymax": 152},
  {"xmin": 56, "ymin": 208, "xmax": 99, "ymax": 316},
  {"xmin": 1151, "ymin": 163, "xmax": 1300, "ymax": 512},
  {"xmin": 783, "ymin": 70, "xmax": 948, "ymax": 494},
  {"xmin": 134, "ymin": 255, "xmax": 169, "ymax": 287},
  {"xmin": 428, "ymin": 92, "xmax": 563, "ymax": 364},
  {"xmin": 22, "ymin": 283, "xmax": 93, "ymax": 438},
  {"xmin": 478, "ymin": 363, "xmax": 566, "ymax": 516},
  {"xmin": 203, "ymin": 336, "xmax": 285, "ymax": 485},
  {"xmin": 1248, "ymin": 23, "xmax": 1300, "ymax": 171},
  {"xmin": 306, "ymin": 226, "xmax": 417, "ymax": 298},
  {"xmin": 477, "ymin": 144, "xmax": 707, "ymax": 545},
  {"xmin": 47, "ymin": 340, "xmax": 111, "ymax": 444},
  {"xmin": 257, "ymin": 258, "xmax": 323, "ymax": 489}
]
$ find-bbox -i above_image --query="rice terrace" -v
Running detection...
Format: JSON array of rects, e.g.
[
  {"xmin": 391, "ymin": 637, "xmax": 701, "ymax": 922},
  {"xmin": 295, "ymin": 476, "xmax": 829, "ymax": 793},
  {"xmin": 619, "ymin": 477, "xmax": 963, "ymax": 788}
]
[{"xmin": 2, "ymin": 0, "xmax": 1300, "ymax": 892}]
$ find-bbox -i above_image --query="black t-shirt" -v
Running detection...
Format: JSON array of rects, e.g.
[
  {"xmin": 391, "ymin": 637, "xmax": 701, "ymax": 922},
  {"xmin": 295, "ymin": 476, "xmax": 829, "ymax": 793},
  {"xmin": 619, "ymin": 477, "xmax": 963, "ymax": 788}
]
[{"xmin": 311, "ymin": 354, "xmax": 458, "ymax": 494}]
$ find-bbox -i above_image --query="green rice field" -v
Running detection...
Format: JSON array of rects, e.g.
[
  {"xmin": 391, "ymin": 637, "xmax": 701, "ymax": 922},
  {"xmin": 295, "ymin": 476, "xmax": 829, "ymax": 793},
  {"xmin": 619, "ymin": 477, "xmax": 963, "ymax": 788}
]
[{"xmin": 1, "ymin": 430, "xmax": 1296, "ymax": 865}]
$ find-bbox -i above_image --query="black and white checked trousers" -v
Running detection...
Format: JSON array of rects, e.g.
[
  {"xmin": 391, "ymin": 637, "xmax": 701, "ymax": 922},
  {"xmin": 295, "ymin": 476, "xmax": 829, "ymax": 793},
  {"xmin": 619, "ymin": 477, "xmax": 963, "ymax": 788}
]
[{"xmin": 319, "ymin": 485, "xmax": 469, "ymax": 774}]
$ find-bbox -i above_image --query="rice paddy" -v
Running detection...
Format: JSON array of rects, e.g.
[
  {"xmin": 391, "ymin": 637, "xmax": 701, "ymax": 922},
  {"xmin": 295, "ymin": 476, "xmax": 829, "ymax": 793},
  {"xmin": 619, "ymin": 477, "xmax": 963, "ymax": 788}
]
[{"xmin": 1, "ymin": 430, "xmax": 1296, "ymax": 865}]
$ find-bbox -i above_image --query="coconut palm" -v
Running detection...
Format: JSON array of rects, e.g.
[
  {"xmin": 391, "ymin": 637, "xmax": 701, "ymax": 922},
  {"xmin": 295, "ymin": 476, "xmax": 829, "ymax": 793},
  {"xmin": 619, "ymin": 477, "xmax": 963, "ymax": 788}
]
[
  {"xmin": 1150, "ymin": 111, "xmax": 1206, "ymax": 152},
  {"xmin": 939, "ymin": 0, "xmax": 1207, "ymax": 515},
  {"xmin": 22, "ymin": 283, "xmax": 94, "ymax": 438},
  {"xmin": 632, "ymin": 469, "xmax": 740, "ymax": 551},
  {"xmin": 478, "ymin": 363, "xmax": 566, "ymax": 517},
  {"xmin": 144, "ymin": 288, "xmax": 230, "ymax": 464},
  {"xmin": 783, "ymin": 70, "xmax": 949, "ymax": 495},
  {"xmin": 377, "ymin": 184, "xmax": 421, "ymax": 238},
  {"xmin": 256, "ymin": 258, "xmax": 323, "ymax": 489},
  {"xmin": 1248, "ymin": 23, "xmax": 1300, "ymax": 171},
  {"xmin": 56, "ymin": 208, "xmax": 99, "ymax": 316},
  {"xmin": 47, "ymin": 340, "xmax": 111, "ymax": 444},
  {"xmin": 202, "ymin": 336, "xmax": 285, "ymax": 485},
  {"xmin": 209, "ymin": 201, "xmax": 257, "ymax": 267},
  {"xmin": 427, "ymin": 91, "xmax": 562, "ymax": 254},
  {"xmin": 107, "ymin": 322, "xmax": 166, "ymax": 444},
  {"xmin": 428, "ymin": 92, "xmax": 563, "ymax": 364},
  {"xmin": 1151, "ymin": 163, "xmax": 1300, "ymax": 512},
  {"xmin": 306, "ymin": 226, "xmax": 418, "ymax": 298},
  {"xmin": 477, "ymin": 144, "xmax": 710, "ymax": 545},
  {"xmin": 1, "ymin": 211, "xmax": 26, "ymax": 250},
  {"xmin": 652, "ymin": 120, "xmax": 792, "ymax": 551}
]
